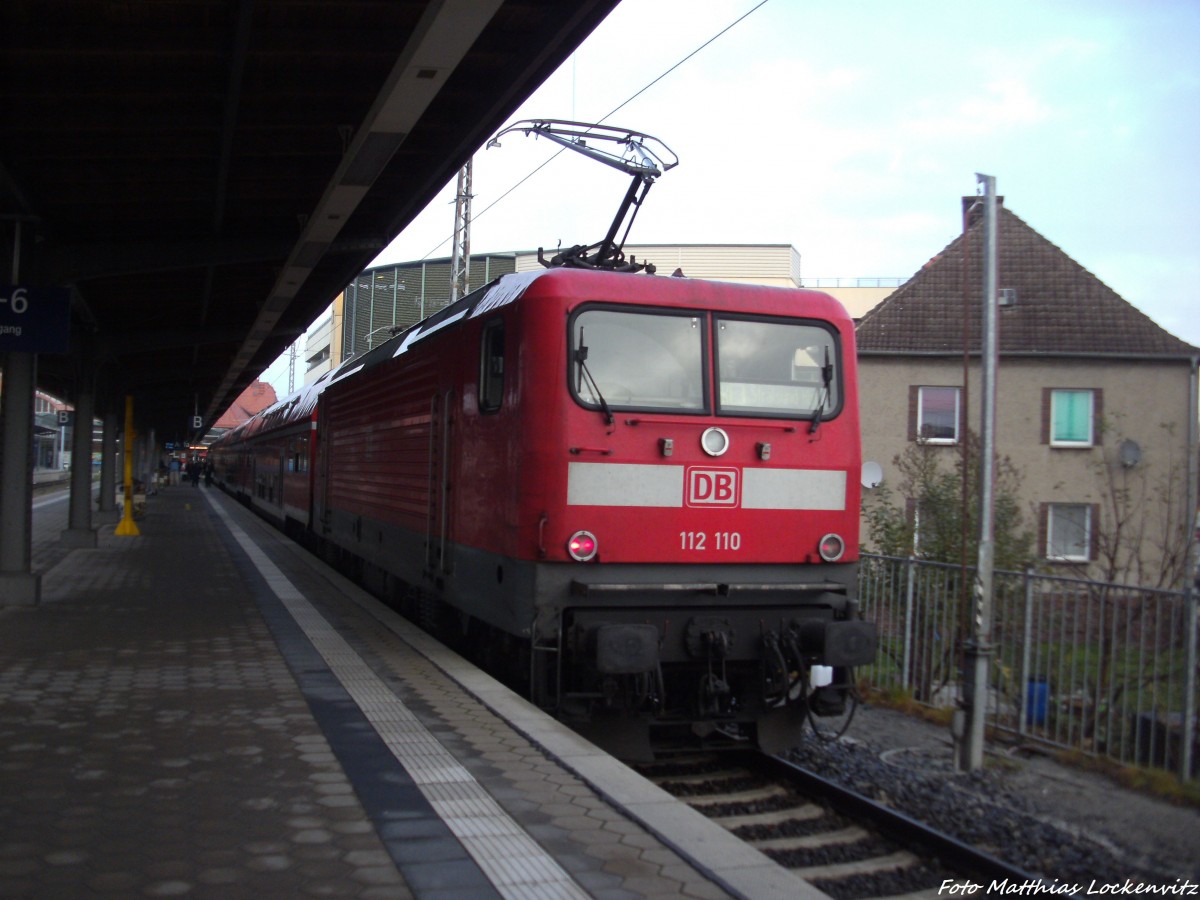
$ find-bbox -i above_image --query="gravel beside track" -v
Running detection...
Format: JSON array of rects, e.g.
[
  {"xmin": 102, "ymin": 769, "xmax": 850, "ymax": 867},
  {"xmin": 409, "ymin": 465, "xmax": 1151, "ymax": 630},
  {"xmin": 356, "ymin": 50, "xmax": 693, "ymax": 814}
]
[{"xmin": 785, "ymin": 704, "xmax": 1200, "ymax": 886}]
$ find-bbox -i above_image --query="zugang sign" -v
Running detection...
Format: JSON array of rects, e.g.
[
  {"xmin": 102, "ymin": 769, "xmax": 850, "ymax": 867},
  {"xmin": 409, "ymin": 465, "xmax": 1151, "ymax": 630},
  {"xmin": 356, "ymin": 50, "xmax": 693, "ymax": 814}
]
[{"xmin": 0, "ymin": 284, "xmax": 71, "ymax": 353}]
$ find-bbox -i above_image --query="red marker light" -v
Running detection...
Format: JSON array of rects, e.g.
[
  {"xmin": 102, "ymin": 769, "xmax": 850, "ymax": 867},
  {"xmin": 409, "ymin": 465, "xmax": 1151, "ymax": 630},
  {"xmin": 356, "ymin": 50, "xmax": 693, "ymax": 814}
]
[
  {"xmin": 567, "ymin": 530, "xmax": 598, "ymax": 562},
  {"xmin": 818, "ymin": 533, "xmax": 845, "ymax": 562}
]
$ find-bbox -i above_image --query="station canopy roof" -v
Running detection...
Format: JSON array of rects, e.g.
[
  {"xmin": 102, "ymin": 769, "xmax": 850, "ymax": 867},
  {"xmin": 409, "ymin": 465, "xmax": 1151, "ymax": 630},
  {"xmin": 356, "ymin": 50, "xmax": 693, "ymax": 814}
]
[{"xmin": 0, "ymin": 0, "xmax": 619, "ymax": 440}]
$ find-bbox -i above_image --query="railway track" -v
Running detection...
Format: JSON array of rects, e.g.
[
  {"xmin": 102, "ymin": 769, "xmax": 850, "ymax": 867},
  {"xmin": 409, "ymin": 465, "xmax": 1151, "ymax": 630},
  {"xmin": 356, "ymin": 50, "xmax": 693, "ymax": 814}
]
[{"xmin": 637, "ymin": 750, "xmax": 1041, "ymax": 900}]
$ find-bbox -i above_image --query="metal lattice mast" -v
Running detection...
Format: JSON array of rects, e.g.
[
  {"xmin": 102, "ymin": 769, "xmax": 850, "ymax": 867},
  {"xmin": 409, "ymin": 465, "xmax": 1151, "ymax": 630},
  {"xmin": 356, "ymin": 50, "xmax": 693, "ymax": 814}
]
[
  {"xmin": 450, "ymin": 159, "xmax": 472, "ymax": 301},
  {"xmin": 287, "ymin": 340, "xmax": 297, "ymax": 393}
]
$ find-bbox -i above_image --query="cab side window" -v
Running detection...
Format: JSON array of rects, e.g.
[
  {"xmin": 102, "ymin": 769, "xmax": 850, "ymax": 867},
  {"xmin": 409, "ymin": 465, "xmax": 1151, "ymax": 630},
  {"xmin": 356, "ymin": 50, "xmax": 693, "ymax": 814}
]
[{"xmin": 480, "ymin": 319, "xmax": 505, "ymax": 412}]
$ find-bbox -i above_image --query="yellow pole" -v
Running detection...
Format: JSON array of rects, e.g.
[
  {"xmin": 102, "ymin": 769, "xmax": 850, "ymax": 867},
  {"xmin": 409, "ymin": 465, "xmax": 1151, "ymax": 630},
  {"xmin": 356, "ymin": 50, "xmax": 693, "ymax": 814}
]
[{"xmin": 114, "ymin": 394, "xmax": 140, "ymax": 536}]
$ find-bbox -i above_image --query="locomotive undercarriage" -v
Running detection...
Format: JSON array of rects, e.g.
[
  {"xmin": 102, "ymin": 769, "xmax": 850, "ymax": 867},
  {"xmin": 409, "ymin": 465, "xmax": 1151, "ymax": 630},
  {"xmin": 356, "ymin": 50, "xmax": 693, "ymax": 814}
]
[
  {"xmin": 307, "ymin": 509, "xmax": 875, "ymax": 759},
  {"xmin": 545, "ymin": 590, "xmax": 875, "ymax": 759}
]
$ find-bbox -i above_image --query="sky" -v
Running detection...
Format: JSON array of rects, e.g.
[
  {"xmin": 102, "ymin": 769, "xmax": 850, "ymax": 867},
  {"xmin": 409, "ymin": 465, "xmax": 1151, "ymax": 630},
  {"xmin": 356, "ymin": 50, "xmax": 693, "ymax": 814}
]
[{"xmin": 263, "ymin": 0, "xmax": 1200, "ymax": 394}]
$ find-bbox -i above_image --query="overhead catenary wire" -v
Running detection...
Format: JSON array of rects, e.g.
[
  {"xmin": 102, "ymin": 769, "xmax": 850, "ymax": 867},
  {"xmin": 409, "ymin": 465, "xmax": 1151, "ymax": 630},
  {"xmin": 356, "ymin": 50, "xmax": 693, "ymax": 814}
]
[{"xmin": 414, "ymin": 0, "xmax": 770, "ymax": 262}]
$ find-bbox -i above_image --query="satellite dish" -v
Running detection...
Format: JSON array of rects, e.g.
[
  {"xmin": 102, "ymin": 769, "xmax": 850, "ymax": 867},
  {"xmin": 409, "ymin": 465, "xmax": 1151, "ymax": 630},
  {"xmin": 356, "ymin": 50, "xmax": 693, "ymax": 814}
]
[
  {"xmin": 861, "ymin": 461, "xmax": 883, "ymax": 489},
  {"xmin": 1118, "ymin": 439, "xmax": 1141, "ymax": 468}
]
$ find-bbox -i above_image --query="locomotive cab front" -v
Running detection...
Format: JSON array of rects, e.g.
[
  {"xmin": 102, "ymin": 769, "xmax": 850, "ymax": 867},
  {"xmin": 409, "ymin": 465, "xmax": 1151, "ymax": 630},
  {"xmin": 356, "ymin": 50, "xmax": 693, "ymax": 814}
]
[{"xmin": 517, "ymin": 269, "xmax": 876, "ymax": 756}]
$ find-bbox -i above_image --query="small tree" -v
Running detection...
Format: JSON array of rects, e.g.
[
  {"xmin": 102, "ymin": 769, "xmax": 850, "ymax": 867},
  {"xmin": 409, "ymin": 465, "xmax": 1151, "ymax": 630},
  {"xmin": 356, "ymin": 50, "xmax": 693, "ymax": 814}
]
[
  {"xmin": 1090, "ymin": 419, "xmax": 1193, "ymax": 591},
  {"xmin": 1070, "ymin": 419, "xmax": 1196, "ymax": 755},
  {"xmin": 863, "ymin": 430, "xmax": 1035, "ymax": 570},
  {"xmin": 861, "ymin": 432, "xmax": 1035, "ymax": 703}
]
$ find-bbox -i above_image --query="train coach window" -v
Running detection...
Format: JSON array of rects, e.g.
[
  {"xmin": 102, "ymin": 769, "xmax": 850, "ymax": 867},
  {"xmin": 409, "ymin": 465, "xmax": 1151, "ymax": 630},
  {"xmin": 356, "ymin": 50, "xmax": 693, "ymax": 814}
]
[
  {"xmin": 571, "ymin": 309, "xmax": 705, "ymax": 412},
  {"xmin": 716, "ymin": 318, "xmax": 839, "ymax": 418},
  {"xmin": 287, "ymin": 436, "xmax": 309, "ymax": 473},
  {"xmin": 480, "ymin": 320, "xmax": 505, "ymax": 412}
]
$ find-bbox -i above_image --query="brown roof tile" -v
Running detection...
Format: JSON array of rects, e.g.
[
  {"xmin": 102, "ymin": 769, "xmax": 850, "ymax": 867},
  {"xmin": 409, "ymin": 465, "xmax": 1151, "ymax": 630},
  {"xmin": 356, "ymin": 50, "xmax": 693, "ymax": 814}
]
[{"xmin": 856, "ymin": 203, "xmax": 1199, "ymax": 358}]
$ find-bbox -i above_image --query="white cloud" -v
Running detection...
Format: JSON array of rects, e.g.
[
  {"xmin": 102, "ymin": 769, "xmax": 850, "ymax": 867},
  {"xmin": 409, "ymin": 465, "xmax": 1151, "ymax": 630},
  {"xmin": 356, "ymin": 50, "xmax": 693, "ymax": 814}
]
[{"xmin": 364, "ymin": 0, "xmax": 1200, "ymax": 355}]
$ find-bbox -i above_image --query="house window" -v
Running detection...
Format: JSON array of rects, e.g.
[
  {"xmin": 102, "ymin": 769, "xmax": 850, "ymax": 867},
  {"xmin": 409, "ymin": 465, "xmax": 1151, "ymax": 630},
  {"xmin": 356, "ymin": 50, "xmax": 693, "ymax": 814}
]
[
  {"xmin": 1048, "ymin": 389, "xmax": 1096, "ymax": 447},
  {"xmin": 916, "ymin": 386, "xmax": 960, "ymax": 443},
  {"xmin": 1046, "ymin": 503, "xmax": 1092, "ymax": 562}
]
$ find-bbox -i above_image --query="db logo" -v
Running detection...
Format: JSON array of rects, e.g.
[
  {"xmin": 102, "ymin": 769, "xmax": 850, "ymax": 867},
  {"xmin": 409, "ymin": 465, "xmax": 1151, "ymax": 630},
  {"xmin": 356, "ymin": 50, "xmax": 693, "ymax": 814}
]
[{"xmin": 686, "ymin": 467, "xmax": 739, "ymax": 507}]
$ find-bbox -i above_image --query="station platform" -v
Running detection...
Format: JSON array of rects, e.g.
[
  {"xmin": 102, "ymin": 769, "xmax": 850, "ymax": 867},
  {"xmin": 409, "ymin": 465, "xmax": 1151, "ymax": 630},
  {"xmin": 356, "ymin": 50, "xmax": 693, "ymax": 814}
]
[{"xmin": 2, "ymin": 484, "xmax": 820, "ymax": 899}]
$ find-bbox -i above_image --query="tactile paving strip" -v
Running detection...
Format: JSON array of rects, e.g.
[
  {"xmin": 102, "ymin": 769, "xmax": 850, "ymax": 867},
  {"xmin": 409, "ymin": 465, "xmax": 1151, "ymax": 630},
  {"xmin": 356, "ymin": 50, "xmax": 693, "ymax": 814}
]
[{"xmin": 205, "ymin": 493, "xmax": 591, "ymax": 899}]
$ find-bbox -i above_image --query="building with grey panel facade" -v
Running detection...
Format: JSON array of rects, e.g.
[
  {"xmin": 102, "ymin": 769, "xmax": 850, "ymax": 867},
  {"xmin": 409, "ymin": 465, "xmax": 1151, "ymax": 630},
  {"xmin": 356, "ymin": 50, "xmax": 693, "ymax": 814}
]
[
  {"xmin": 342, "ymin": 253, "xmax": 519, "ymax": 359},
  {"xmin": 305, "ymin": 244, "xmax": 887, "ymax": 388}
]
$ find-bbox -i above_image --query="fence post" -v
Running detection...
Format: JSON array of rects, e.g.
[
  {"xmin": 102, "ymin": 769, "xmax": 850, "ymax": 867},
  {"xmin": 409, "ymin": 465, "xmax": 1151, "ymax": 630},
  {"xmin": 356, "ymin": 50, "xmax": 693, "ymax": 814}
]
[
  {"xmin": 902, "ymin": 556, "xmax": 916, "ymax": 691},
  {"xmin": 1019, "ymin": 567, "xmax": 1034, "ymax": 737},
  {"xmin": 1184, "ymin": 592, "xmax": 1197, "ymax": 781}
]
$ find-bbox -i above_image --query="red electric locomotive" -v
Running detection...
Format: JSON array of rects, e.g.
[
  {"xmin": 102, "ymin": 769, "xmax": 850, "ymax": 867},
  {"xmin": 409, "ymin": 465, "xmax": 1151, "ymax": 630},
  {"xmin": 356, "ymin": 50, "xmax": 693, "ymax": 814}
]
[
  {"xmin": 212, "ymin": 266, "xmax": 875, "ymax": 757},
  {"xmin": 210, "ymin": 121, "xmax": 875, "ymax": 757}
]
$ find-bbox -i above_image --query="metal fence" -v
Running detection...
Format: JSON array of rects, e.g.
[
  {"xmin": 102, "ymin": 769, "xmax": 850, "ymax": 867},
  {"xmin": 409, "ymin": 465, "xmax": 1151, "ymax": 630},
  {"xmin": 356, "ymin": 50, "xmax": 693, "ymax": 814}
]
[{"xmin": 857, "ymin": 554, "xmax": 1199, "ymax": 780}]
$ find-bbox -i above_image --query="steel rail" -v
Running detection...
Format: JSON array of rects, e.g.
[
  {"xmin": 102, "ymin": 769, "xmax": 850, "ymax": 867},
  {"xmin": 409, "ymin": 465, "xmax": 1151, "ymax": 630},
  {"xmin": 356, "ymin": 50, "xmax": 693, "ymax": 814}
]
[{"xmin": 762, "ymin": 751, "xmax": 1056, "ymax": 890}]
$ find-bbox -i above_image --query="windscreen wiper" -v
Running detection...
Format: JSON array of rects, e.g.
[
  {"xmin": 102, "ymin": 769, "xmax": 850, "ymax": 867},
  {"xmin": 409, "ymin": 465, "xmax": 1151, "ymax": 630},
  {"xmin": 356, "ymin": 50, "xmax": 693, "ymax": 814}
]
[
  {"xmin": 575, "ymin": 332, "xmax": 614, "ymax": 426},
  {"xmin": 809, "ymin": 346, "xmax": 834, "ymax": 435}
]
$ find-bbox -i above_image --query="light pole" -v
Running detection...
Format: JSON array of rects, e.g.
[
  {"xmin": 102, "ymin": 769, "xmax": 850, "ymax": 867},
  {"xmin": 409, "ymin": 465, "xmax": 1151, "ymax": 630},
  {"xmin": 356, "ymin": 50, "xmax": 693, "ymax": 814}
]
[{"xmin": 957, "ymin": 173, "xmax": 998, "ymax": 773}]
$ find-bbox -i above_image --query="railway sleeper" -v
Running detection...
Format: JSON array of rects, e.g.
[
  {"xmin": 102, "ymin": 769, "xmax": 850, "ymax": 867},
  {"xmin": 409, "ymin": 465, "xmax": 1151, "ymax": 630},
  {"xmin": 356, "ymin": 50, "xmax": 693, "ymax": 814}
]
[
  {"xmin": 711, "ymin": 803, "xmax": 825, "ymax": 829},
  {"xmin": 749, "ymin": 824, "xmax": 869, "ymax": 853},
  {"xmin": 644, "ymin": 767, "xmax": 748, "ymax": 786},
  {"xmin": 795, "ymin": 848, "xmax": 921, "ymax": 880},
  {"xmin": 687, "ymin": 783, "xmax": 792, "ymax": 806}
]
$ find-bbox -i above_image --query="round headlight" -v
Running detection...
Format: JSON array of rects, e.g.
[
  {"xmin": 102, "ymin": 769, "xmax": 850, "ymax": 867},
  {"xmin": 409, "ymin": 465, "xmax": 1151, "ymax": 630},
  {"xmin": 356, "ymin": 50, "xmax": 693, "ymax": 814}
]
[
  {"xmin": 700, "ymin": 426, "xmax": 729, "ymax": 457},
  {"xmin": 567, "ymin": 530, "xmax": 598, "ymax": 562},
  {"xmin": 818, "ymin": 533, "xmax": 845, "ymax": 562}
]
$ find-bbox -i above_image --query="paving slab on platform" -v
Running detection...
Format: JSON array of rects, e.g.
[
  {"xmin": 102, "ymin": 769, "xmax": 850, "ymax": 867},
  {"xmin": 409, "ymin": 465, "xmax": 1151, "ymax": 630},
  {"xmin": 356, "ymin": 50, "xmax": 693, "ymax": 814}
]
[{"xmin": 3, "ymin": 484, "xmax": 812, "ymax": 898}]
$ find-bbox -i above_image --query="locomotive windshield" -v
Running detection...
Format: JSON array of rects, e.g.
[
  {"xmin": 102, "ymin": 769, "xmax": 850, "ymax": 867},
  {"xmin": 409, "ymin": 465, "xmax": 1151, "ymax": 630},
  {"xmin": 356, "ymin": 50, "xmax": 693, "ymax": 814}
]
[
  {"xmin": 570, "ymin": 307, "xmax": 840, "ymax": 419},
  {"xmin": 572, "ymin": 309, "xmax": 706, "ymax": 411},
  {"xmin": 715, "ymin": 318, "xmax": 839, "ymax": 417}
]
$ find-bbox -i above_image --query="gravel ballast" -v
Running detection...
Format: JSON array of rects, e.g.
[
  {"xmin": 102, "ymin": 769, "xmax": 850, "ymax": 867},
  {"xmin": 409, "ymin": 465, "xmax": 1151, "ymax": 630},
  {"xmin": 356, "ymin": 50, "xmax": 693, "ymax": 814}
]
[{"xmin": 784, "ymin": 704, "xmax": 1200, "ymax": 887}]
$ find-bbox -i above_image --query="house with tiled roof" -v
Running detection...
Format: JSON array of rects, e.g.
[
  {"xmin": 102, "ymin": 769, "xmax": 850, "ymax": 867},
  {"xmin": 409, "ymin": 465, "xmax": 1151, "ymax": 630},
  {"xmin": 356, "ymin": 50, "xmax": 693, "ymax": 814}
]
[
  {"xmin": 208, "ymin": 380, "xmax": 278, "ymax": 438},
  {"xmin": 856, "ymin": 199, "xmax": 1199, "ymax": 587}
]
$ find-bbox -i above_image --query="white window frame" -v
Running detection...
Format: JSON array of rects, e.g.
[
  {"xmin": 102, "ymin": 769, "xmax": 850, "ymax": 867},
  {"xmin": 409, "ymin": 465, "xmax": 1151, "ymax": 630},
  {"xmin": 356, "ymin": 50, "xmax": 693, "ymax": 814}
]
[
  {"xmin": 916, "ymin": 386, "xmax": 960, "ymax": 444},
  {"xmin": 1046, "ymin": 503, "xmax": 1092, "ymax": 562},
  {"xmin": 1050, "ymin": 389, "xmax": 1095, "ymax": 448}
]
